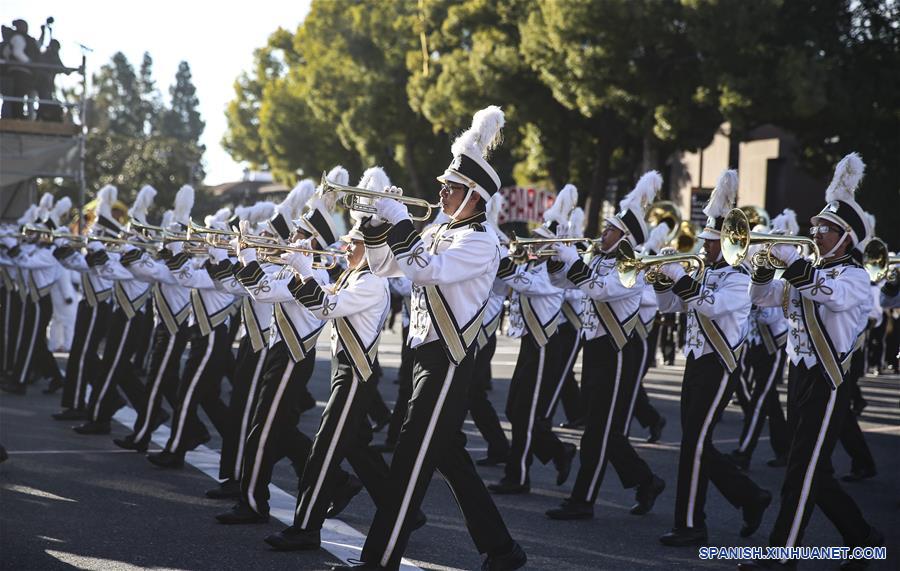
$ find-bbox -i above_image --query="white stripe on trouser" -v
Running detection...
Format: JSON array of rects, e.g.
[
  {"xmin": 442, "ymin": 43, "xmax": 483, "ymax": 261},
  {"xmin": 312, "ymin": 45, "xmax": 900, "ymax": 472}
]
[
  {"xmin": 738, "ymin": 351, "xmax": 783, "ymax": 453},
  {"xmin": 16, "ymin": 301, "xmax": 41, "ymax": 385},
  {"xmin": 297, "ymin": 373, "xmax": 359, "ymax": 528},
  {"xmin": 518, "ymin": 346, "xmax": 546, "ymax": 485},
  {"xmin": 247, "ymin": 360, "xmax": 295, "ymax": 514},
  {"xmin": 134, "ymin": 333, "xmax": 176, "ymax": 442},
  {"xmin": 545, "ymin": 337, "xmax": 579, "ymax": 418},
  {"xmin": 92, "ymin": 318, "xmax": 132, "ymax": 420},
  {"xmin": 74, "ymin": 305, "xmax": 98, "ymax": 406},
  {"xmin": 381, "ymin": 363, "xmax": 456, "ymax": 568},
  {"xmin": 738, "ymin": 351, "xmax": 752, "ymax": 401},
  {"xmin": 14, "ymin": 299, "xmax": 27, "ymax": 356},
  {"xmin": 686, "ymin": 369, "xmax": 730, "ymax": 528},
  {"xmin": 625, "ymin": 336, "xmax": 649, "ymax": 434},
  {"xmin": 585, "ymin": 349, "xmax": 622, "ymax": 501},
  {"xmin": 784, "ymin": 387, "xmax": 837, "ymax": 550},
  {"xmin": 2, "ymin": 289, "xmax": 10, "ymax": 370},
  {"xmin": 235, "ymin": 347, "xmax": 267, "ymax": 478},
  {"xmin": 168, "ymin": 330, "xmax": 216, "ymax": 452}
]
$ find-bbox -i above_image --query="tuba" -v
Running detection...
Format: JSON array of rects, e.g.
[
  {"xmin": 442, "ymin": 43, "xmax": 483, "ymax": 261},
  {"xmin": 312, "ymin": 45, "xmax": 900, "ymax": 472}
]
[
  {"xmin": 320, "ymin": 172, "xmax": 440, "ymax": 222},
  {"xmin": 721, "ymin": 208, "xmax": 820, "ymax": 269},
  {"xmin": 646, "ymin": 201, "xmax": 682, "ymax": 245},
  {"xmin": 615, "ymin": 241, "xmax": 705, "ymax": 288}
]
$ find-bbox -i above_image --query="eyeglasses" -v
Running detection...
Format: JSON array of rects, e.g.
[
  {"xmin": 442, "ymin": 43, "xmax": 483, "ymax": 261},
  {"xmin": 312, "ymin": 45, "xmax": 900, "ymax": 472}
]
[
  {"xmin": 440, "ymin": 183, "xmax": 467, "ymax": 194},
  {"xmin": 809, "ymin": 225, "xmax": 841, "ymax": 236}
]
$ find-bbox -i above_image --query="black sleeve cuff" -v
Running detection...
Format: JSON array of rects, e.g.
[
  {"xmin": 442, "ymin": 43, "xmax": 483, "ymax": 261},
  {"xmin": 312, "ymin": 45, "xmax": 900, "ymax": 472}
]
[
  {"xmin": 52, "ymin": 246, "xmax": 74, "ymax": 260},
  {"xmin": 362, "ymin": 219, "xmax": 391, "ymax": 247},
  {"xmin": 882, "ymin": 280, "xmax": 899, "ymax": 298},
  {"xmin": 546, "ymin": 260, "xmax": 565, "ymax": 275},
  {"xmin": 8, "ymin": 246, "xmax": 21, "ymax": 258},
  {"xmin": 496, "ymin": 257, "xmax": 516, "ymax": 280},
  {"xmin": 164, "ymin": 252, "xmax": 189, "ymax": 271},
  {"xmin": 566, "ymin": 259, "xmax": 592, "ymax": 286},
  {"xmin": 87, "ymin": 250, "xmax": 109, "ymax": 267},
  {"xmin": 752, "ymin": 267, "xmax": 776, "ymax": 284},
  {"xmin": 672, "ymin": 275, "xmax": 701, "ymax": 301},
  {"xmin": 236, "ymin": 260, "xmax": 264, "ymax": 287},
  {"xmin": 386, "ymin": 219, "xmax": 422, "ymax": 257},
  {"xmin": 653, "ymin": 281, "xmax": 674, "ymax": 293},
  {"xmin": 205, "ymin": 259, "xmax": 233, "ymax": 281},
  {"xmin": 782, "ymin": 258, "xmax": 815, "ymax": 289},
  {"xmin": 120, "ymin": 249, "xmax": 142, "ymax": 266},
  {"xmin": 288, "ymin": 275, "xmax": 326, "ymax": 308}
]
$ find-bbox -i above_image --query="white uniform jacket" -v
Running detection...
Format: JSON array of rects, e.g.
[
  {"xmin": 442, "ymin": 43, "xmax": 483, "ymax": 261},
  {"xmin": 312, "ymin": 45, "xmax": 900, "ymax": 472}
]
[{"xmin": 496, "ymin": 254, "xmax": 562, "ymax": 347}]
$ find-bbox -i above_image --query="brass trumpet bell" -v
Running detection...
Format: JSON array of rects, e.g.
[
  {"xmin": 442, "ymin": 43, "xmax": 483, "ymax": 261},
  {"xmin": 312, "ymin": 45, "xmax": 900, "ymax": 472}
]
[
  {"xmin": 864, "ymin": 238, "xmax": 899, "ymax": 282},
  {"xmin": 615, "ymin": 241, "xmax": 705, "ymax": 288},
  {"xmin": 320, "ymin": 171, "xmax": 441, "ymax": 222},
  {"xmin": 721, "ymin": 208, "xmax": 820, "ymax": 269},
  {"xmin": 646, "ymin": 201, "xmax": 682, "ymax": 245}
]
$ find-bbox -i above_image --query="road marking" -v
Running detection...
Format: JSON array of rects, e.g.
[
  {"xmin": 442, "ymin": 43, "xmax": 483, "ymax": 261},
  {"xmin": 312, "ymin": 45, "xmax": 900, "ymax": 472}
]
[{"xmin": 3, "ymin": 483, "xmax": 78, "ymax": 502}]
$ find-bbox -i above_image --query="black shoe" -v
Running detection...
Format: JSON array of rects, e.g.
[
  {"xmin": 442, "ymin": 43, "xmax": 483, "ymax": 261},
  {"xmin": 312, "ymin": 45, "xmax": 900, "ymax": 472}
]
[
  {"xmin": 326, "ymin": 474, "xmax": 363, "ymax": 518},
  {"xmin": 0, "ymin": 382, "xmax": 26, "ymax": 395},
  {"xmin": 265, "ymin": 526, "xmax": 320, "ymax": 551},
  {"xmin": 647, "ymin": 416, "xmax": 666, "ymax": 443},
  {"xmin": 730, "ymin": 450, "xmax": 750, "ymax": 471},
  {"xmin": 147, "ymin": 450, "xmax": 184, "ymax": 469},
  {"xmin": 840, "ymin": 527, "xmax": 884, "ymax": 570},
  {"xmin": 113, "ymin": 436, "xmax": 148, "ymax": 452},
  {"xmin": 766, "ymin": 455, "xmax": 787, "ymax": 468},
  {"xmin": 52, "ymin": 409, "xmax": 87, "ymax": 421},
  {"xmin": 182, "ymin": 432, "xmax": 211, "ymax": 452},
  {"xmin": 216, "ymin": 502, "xmax": 269, "ymax": 524},
  {"xmin": 631, "ymin": 475, "xmax": 665, "ymax": 515},
  {"xmin": 559, "ymin": 417, "xmax": 585, "ymax": 429},
  {"xmin": 546, "ymin": 499, "xmax": 593, "ymax": 520},
  {"xmin": 852, "ymin": 397, "xmax": 868, "ymax": 416},
  {"xmin": 73, "ymin": 421, "xmax": 111, "ymax": 435},
  {"xmin": 0, "ymin": 445, "xmax": 8, "ymax": 463},
  {"xmin": 369, "ymin": 441, "xmax": 396, "ymax": 453},
  {"xmin": 659, "ymin": 526, "xmax": 708, "ymax": 546},
  {"xmin": 481, "ymin": 541, "xmax": 526, "ymax": 571},
  {"xmin": 841, "ymin": 467, "xmax": 876, "ymax": 482},
  {"xmin": 42, "ymin": 377, "xmax": 64, "ymax": 394},
  {"xmin": 488, "ymin": 479, "xmax": 530, "ymax": 495},
  {"xmin": 475, "ymin": 454, "xmax": 508, "ymax": 467},
  {"xmin": 206, "ymin": 479, "xmax": 241, "ymax": 500},
  {"xmin": 554, "ymin": 443, "xmax": 577, "ymax": 486},
  {"xmin": 740, "ymin": 489, "xmax": 772, "ymax": 537}
]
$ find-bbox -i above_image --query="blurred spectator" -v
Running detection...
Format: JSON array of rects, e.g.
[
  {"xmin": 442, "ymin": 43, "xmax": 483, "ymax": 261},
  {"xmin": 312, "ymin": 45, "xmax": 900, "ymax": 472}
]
[
  {"xmin": 1, "ymin": 19, "xmax": 39, "ymax": 119},
  {"xmin": 37, "ymin": 39, "xmax": 68, "ymax": 122}
]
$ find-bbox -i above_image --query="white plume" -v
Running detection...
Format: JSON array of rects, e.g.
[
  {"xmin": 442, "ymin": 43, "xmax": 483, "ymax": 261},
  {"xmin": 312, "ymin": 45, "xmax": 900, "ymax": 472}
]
[
  {"xmin": 620, "ymin": 171, "xmax": 661, "ymax": 215},
  {"xmin": 50, "ymin": 197, "xmax": 72, "ymax": 225},
  {"xmin": 204, "ymin": 207, "xmax": 232, "ymax": 228},
  {"xmin": 38, "ymin": 192, "xmax": 54, "ymax": 219},
  {"xmin": 129, "ymin": 185, "xmax": 157, "ymax": 223},
  {"xmin": 485, "ymin": 193, "xmax": 509, "ymax": 243},
  {"xmin": 643, "ymin": 223, "xmax": 671, "ymax": 254},
  {"xmin": 567, "ymin": 207, "xmax": 585, "ymax": 238},
  {"xmin": 543, "ymin": 183, "xmax": 578, "ymax": 226},
  {"xmin": 703, "ymin": 170, "xmax": 738, "ymax": 219},
  {"xmin": 324, "ymin": 165, "xmax": 349, "ymax": 187},
  {"xmin": 279, "ymin": 179, "xmax": 317, "ymax": 220},
  {"xmin": 97, "ymin": 185, "xmax": 118, "ymax": 219},
  {"xmin": 451, "ymin": 105, "xmax": 505, "ymax": 159},
  {"xmin": 18, "ymin": 204, "xmax": 39, "ymax": 225},
  {"xmin": 771, "ymin": 208, "xmax": 799, "ymax": 236},
  {"xmin": 825, "ymin": 152, "xmax": 865, "ymax": 203},
  {"xmin": 173, "ymin": 185, "xmax": 194, "ymax": 225},
  {"xmin": 864, "ymin": 211, "xmax": 876, "ymax": 235},
  {"xmin": 251, "ymin": 202, "xmax": 276, "ymax": 225},
  {"xmin": 161, "ymin": 209, "xmax": 174, "ymax": 229},
  {"xmin": 359, "ymin": 166, "xmax": 391, "ymax": 193},
  {"xmin": 233, "ymin": 206, "xmax": 251, "ymax": 221}
]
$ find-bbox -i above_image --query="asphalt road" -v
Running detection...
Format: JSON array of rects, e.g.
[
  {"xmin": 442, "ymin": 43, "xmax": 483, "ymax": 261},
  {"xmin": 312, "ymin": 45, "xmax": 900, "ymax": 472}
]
[{"xmin": 2, "ymin": 326, "xmax": 898, "ymax": 571}]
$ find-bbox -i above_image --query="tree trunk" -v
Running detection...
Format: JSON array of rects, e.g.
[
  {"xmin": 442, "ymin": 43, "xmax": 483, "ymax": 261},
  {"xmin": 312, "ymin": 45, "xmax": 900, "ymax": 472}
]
[
  {"xmin": 403, "ymin": 133, "xmax": 424, "ymax": 199},
  {"xmin": 584, "ymin": 136, "xmax": 613, "ymax": 237}
]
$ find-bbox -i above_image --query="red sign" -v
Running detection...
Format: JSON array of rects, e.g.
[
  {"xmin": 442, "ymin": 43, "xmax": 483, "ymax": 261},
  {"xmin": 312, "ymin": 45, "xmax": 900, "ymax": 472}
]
[{"xmin": 498, "ymin": 186, "xmax": 556, "ymax": 224}]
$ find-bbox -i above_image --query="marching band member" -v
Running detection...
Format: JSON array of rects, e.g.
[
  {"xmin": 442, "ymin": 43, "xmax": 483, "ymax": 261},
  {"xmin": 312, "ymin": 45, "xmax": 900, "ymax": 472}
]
[
  {"xmin": 265, "ymin": 168, "xmax": 403, "ymax": 551},
  {"xmin": 147, "ymin": 185, "xmax": 234, "ymax": 466},
  {"xmin": 488, "ymin": 184, "xmax": 574, "ymax": 495},
  {"xmin": 740, "ymin": 154, "xmax": 883, "ymax": 568},
  {"xmin": 353, "ymin": 106, "xmax": 526, "ymax": 571},
  {"xmin": 654, "ymin": 170, "xmax": 771, "ymax": 546},
  {"xmin": 545, "ymin": 172, "xmax": 665, "ymax": 521},
  {"xmin": 554, "ymin": 206, "xmax": 587, "ymax": 428},
  {"xmin": 1, "ymin": 206, "xmax": 41, "ymax": 383},
  {"xmin": 374, "ymin": 274, "xmax": 413, "ymax": 454},
  {"xmin": 730, "ymin": 210, "xmax": 796, "ymax": 471}
]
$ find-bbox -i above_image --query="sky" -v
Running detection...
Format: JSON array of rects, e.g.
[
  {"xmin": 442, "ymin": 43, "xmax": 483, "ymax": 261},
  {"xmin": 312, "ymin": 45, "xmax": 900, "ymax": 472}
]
[{"xmin": 4, "ymin": 0, "xmax": 312, "ymax": 185}]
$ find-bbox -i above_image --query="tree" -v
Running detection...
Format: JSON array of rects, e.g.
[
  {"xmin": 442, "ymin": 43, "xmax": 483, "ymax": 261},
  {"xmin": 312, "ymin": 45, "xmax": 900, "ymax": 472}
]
[
  {"xmin": 88, "ymin": 52, "xmax": 146, "ymax": 137},
  {"xmin": 160, "ymin": 61, "xmax": 205, "ymax": 146},
  {"xmin": 138, "ymin": 52, "xmax": 163, "ymax": 134}
]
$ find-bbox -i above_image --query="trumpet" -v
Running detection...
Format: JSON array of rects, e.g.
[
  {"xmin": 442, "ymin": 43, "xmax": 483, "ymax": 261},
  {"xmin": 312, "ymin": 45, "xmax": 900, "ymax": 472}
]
[
  {"xmin": 187, "ymin": 218, "xmax": 239, "ymax": 248},
  {"xmin": 616, "ymin": 241, "xmax": 705, "ymax": 288},
  {"xmin": 128, "ymin": 220, "xmax": 167, "ymax": 239},
  {"xmin": 237, "ymin": 229, "xmax": 347, "ymax": 270},
  {"xmin": 864, "ymin": 238, "xmax": 899, "ymax": 282},
  {"xmin": 320, "ymin": 171, "xmax": 440, "ymax": 222},
  {"xmin": 721, "ymin": 208, "xmax": 820, "ymax": 269},
  {"xmin": 507, "ymin": 236, "xmax": 594, "ymax": 264}
]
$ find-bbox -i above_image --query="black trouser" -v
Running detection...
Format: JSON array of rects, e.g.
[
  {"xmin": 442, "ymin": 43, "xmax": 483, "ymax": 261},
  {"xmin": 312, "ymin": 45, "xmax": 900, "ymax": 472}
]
[
  {"xmin": 385, "ymin": 325, "xmax": 413, "ymax": 446},
  {"xmin": 734, "ymin": 348, "xmax": 754, "ymax": 415},
  {"xmin": 674, "ymin": 353, "xmax": 762, "ymax": 529},
  {"xmin": 468, "ymin": 333, "xmax": 509, "ymax": 459},
  {"xmin": 555, "ymin": 321, "xmax": 584, "ymax": 422},
  {"xmin": 219, "ymin": 336, "xmax": 268, "ymax": 482},
  {"xmin": 868, "ymin": 317, "xmax": 886, "ymax": 372},
  {"xmin": 736, "ymin": 346, "xmax": 788, "ymax": 459},
  {"xmin": 130, "ymin": 298, "xmax": 156, "ymax": 374},
  {"xmin": 1, "ymin": 70, "xmax": 30, "ymax": 118},
  {"xmin": 645, "ymin": 320, "xmax": 661, "ymax": 368},
  {"xmin": 768, "ymin": 362, "xmax": 871, "ymax": 549},
  {"xmin": 61, "ymin": 300, "xmax": 110, "ymax": 410},
  {"xmin": 630, "ymin": 332, "xmax": 662, "ymax": 432},
  {"xmin": 163, "ymin": 324, "xmax": 232, "ymax": 455},
  {"xmin": 293, "ymin": 352, "xmax": 392, "ymax": 531},
  {"xmin": 28, "ymin": 295, "xmax": 63, "ymax": 385},
  {"xmin": 361, "ymin": 341, "xmax": 513, "ymax": 570},
  {"xmin": 503, "ymin": 333, "xmax": 566, "ymax": 486},
  {"xmin": 659, "ymin": 314, "xmax": 677, "ymax": 365},
  {"xmin": 571, "ymin": 334, "xmax": 654, "ymax": 504},
  {"xmin": 0, "ymin": 285, "xmax": 16, "ymax": 373},
  {"xmin": 367, "ymin": 356, "xmax": 392, "ymax": 427},
  {"xmin": 839, "ymin": 350, "xmax": 876, "ymax": 473},
  {"xmin": 89, "ymin": 307, "xmax": 147, "ymax": 422},
  {"xmin": 240, "ymin": 341, "xmax": 316, "ymax": 515},
  {"xmin": 11, "ymin": 295, "xmax": 47, "ymax": 385},
  {"xmin": 130, "ymin": 323, "xmax": 191, "ymax": 447},
  {"xmin": 2, "ymin": 292, "xmax": 25, "ymax": 374}
]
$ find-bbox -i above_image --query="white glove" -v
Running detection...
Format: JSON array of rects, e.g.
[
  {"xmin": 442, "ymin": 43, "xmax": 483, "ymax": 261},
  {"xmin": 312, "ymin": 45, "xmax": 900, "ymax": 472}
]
[
  {"xmin": 209, "ymin": 247, "xmax": 227, "ymax": 263},
  {"xmin": 659, "ymin": 262, "xmax": 687, "ymax": 282},
  {"xmin": 86, "ymin": 240, "xmax": 104, "ymax": 252},
  {"xmin": 552, "ymin": 243, "xmax": 579, "ymax": 265},
  {"xmin": 237, "ymin": 247, "xmax": 257, "ymax": 265},
  {"xmin": 771, "ymin": 243, "xmax": 800, "ymax": 266},
  {"xmin": 166, "ymin": 240, "xmax": 184, "ymax": 255},
  {"xmin": 374, "ymin": 194, "xmax": 409, "ymax": 225},
  {"xmin": 1, "ymin": 237, "xmax": 15, "ymax": 249},
  {"xmin": 282, "ymin": 251, "xmax": 313, "ymax": 277}
]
